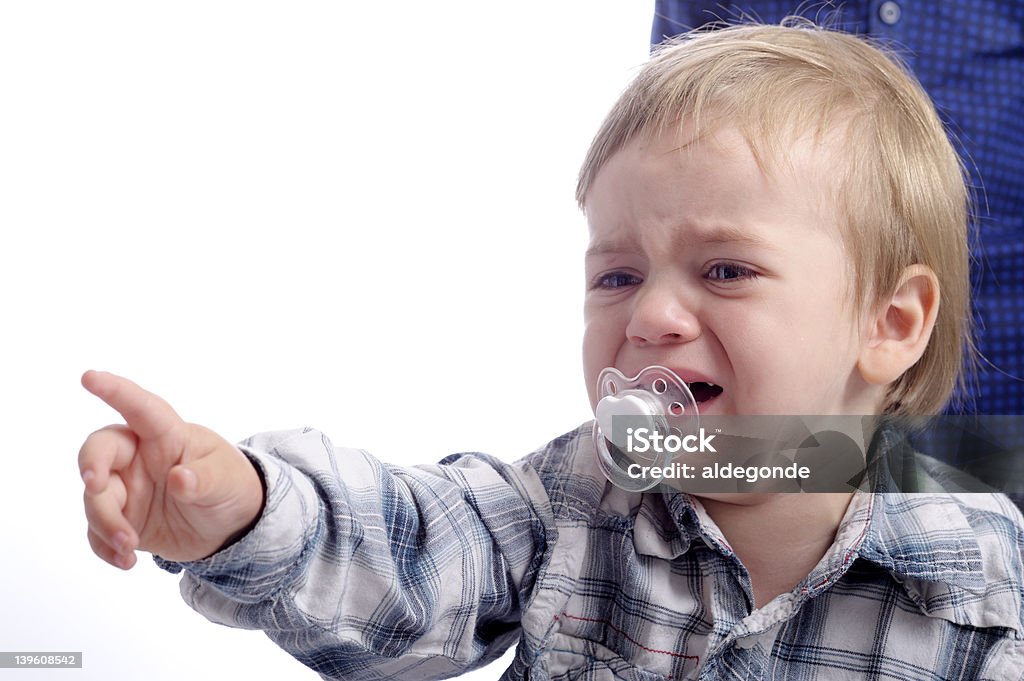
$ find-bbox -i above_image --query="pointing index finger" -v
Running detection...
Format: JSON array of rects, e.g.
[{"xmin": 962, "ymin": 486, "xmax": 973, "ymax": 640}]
[{"xmin": 81, "ymin": 370, "xmax": 183, "ymax": 441}]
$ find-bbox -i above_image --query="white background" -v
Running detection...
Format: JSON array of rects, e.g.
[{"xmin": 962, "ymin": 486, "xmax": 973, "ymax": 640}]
[{"xmin": 0, "ymin": 2, "xmax": 655, "ymax": 679}]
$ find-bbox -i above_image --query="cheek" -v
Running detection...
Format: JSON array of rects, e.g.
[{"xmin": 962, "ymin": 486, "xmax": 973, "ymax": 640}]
[
  {"xmin": 582, "ymin": 310, "xmax": 625, "ymax": 408},
  {"xmin": 582, "ymin": 303, "xmax": 625, "ymax": 354},
  {"xmin": 714, "ymin": 311, "xmax": 815, "ymax": 410},
  {"xmin": 581, "ymin": 331, "xmax": 607, "ymax": 408}
]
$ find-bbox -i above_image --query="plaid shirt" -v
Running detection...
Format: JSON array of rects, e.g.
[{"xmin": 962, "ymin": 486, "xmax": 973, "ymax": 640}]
[{"xmin": 160, "ymin": 425, "xmax": 1024, "ymax": 680}]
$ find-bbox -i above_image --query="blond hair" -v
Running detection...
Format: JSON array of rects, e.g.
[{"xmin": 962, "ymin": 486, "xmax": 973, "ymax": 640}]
[{"xmin": 576, "ymin": 21, "xmax": 974, "ymax": 415}]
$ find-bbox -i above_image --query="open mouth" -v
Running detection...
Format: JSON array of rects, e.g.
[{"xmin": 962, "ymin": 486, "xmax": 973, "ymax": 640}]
[{"xmin": 687, "ymin": 381, "xmax": 723, "ymax": 404}]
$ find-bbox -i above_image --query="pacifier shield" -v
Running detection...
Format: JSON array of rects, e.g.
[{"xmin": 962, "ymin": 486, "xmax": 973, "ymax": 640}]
[{"xmin": 592, "ymin": 365, "xmax": 699, "ymax": 491}]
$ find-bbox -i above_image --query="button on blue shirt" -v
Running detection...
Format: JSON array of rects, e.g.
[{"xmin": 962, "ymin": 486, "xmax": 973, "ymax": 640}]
[{"xmin": 879, "ymin": 1, "xmax": 902, "ymax": 25}]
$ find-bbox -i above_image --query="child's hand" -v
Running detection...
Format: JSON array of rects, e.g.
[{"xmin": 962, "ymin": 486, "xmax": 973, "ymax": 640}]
[{"xmin": 79, "ymin": 371, "xmax": 264, "ymax": 570}]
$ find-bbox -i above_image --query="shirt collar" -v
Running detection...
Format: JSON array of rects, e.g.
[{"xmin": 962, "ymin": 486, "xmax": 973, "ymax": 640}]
[
  {"xmin": 655, "ymin": 426, "xmax": 1022, "ymax": 633},
  {"xmin": 854, "ymin": 425, "xmax": 989, "ymax": 594},
  {"xmin": 656, "ymin": 425, "xmax": 991, "ymax": 591},
  {"xmin": 856, "ymin": 490, "xmax": 1024, "ymax": 633},
  {"xmin": 856, "ymin": 492, "xmax": 986, "ymax": 591}
]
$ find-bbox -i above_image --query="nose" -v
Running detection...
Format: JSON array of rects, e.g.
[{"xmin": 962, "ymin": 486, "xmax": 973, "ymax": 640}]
[{"xmin": 625, "ymin": 282, "xmax": 701, "ymax": 346}]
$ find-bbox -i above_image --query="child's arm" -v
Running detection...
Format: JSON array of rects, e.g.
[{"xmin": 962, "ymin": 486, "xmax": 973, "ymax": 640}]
[
  {"xmin": 79, "ymin": 370, "xmax": 549, "ymax": 679},
  {"xmin": 79, "ymin": 370, "xmax": 265, "ymax": 569},
  {"xmin": 161, "ymin": 426, "xmax": 547, "ymax": 679}
]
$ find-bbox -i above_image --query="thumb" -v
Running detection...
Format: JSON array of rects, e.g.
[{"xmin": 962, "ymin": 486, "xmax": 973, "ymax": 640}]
[
  {"xmin": 166, "ymin": 449, "xmax": 264, "ymax": 554},
  {"xmin": 167, "ymin": 445, "xmax": 263, "ymax": 512},
  {"xmin": 167, "ymin": 454, "xmax": 233, "ymax": 506}
]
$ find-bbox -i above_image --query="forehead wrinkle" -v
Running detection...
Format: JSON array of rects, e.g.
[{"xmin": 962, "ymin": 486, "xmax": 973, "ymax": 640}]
[
  {"xmin": 584, "ymin": 229, "xmax": 782, "ymax": 277},
  {"xmin": 586, "ymin": 221, "xmax": 781, "ymax": 259},
  {"xmin": 585, "ymin": 237, "xmax": 642, "ymax": 259}
]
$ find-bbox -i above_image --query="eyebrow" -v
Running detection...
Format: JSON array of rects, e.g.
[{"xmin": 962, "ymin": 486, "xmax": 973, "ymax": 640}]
[
  {"xmin": 585, "ymin": 240, "xmax": 641, "ymax": 258},
  {"xmin": 585, "ymin": 224, "xmax": 777, "ymax": 258},
  {"xmin": 696, "ymin": 224, "xmax": 777, "ymax": 250}
]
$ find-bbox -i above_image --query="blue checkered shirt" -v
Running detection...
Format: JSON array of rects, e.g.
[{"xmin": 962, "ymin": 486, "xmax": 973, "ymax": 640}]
[
  {"xmin": 159, "ymin": 425, "xmax": 1024, "ymax": 680},
  {"xmin": 652, "ymin": 1, "xmax": 1024, "ymax": 414}
]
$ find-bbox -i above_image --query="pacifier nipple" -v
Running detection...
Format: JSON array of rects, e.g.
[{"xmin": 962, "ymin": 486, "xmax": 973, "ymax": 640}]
[{"xmin": 592, "ymin": 366, "xmax": 699, "ymax": 491}]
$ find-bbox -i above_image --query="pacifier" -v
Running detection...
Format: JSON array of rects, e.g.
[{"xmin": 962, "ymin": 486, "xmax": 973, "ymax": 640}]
[{"xmin": 593, "ymin": 366, "xmax": 700, "ymax": 491}]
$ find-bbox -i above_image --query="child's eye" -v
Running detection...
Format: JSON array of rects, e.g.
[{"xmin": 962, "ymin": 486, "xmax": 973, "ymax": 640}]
[
  {"xmin": 593, "ymin": 271, "xmax": 642, "ymax": 290},
  {"xmin": 704, "ymin": 262, "xmax": 757, "ymax": 282}
]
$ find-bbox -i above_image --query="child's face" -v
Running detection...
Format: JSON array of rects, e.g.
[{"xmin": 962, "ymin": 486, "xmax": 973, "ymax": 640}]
[{"xmin": 582, "ymin": 124, "xmax": 882, "ymax": 417}]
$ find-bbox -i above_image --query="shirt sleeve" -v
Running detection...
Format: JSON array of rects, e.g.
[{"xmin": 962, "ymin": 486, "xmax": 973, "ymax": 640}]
[{"xmin": 155, "ymin": 427, "xmax": 552, "ymax": 681}]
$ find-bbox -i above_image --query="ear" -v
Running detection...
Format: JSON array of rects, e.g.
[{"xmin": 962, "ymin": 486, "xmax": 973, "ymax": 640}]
[{"xmin": 857, "ymin": 265, "xmax": 940, "ymax": 385}]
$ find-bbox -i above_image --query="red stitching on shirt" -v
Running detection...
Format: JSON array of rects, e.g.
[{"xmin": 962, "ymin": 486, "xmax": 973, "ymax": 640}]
[{"xmin": 555, "ymin": 612, "xmax": 700, "ymax": 662}]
